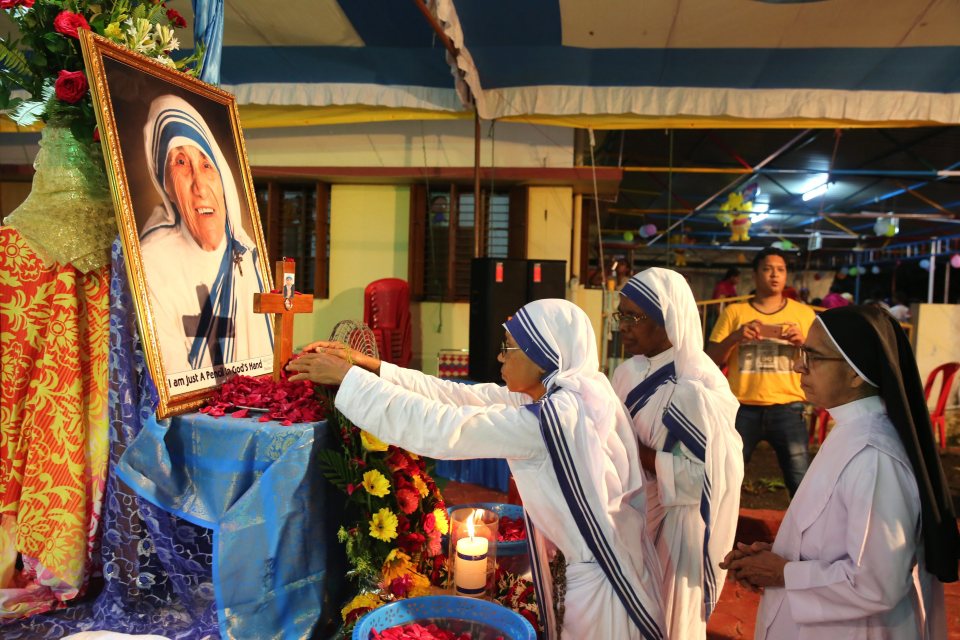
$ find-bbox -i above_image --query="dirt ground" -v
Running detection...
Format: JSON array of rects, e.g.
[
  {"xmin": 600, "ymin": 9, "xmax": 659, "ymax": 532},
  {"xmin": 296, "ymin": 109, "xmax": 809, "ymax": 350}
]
[{"xmin": 740, "ymin": 409, "xmax": 960, "ymax": 512}]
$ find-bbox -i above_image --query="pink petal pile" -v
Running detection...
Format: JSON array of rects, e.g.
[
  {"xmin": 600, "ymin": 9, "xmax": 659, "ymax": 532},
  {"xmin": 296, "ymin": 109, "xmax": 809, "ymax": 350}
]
[
  {"xmin": 201, "ymin": 374, "xmax": 327, "ymax": 425},
  {"xmin": 371, "ymin": 623, "xmax": 503, "ymax": 640},
  {"xmin": 497, "ymin": 516, "xmax": 526, "ymax": 542}
]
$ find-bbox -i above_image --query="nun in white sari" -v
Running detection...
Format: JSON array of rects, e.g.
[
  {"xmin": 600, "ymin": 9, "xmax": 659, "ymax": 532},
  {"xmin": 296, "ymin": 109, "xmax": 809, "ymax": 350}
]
[
  {"xmin": 722, "ymin": 306, "xmax": 958, "ymax": 640},
  {"xmin": 139, "ymin": 94, "xmax": 273, "ymax": 377},
  {"xmin": 289, "ymin": 299, "xmax": 666, "ymax": 639},
  {"xmin": 613, "ymin": 268, "xmax": 743, "ymax": 639}
]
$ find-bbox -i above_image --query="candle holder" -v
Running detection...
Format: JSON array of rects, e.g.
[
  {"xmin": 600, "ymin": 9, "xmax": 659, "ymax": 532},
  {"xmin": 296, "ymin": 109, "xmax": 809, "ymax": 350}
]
[{"xmin": 449, "ymin": 507, "xmax": 499, "ymax": 598}]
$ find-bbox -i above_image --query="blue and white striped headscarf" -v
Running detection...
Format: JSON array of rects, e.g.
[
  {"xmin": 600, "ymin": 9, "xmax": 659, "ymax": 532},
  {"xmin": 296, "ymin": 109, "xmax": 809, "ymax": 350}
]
[
  {"xmin": 141, "ymin": 94, "xmax": 271, "ymax": 368},
  {"xmin": 622, "ymin": 268, "xmax": 743, "ymax": 618},
  {"xmin": 505, "ymin": 299, "xmax": 666, "ymax": 639}
]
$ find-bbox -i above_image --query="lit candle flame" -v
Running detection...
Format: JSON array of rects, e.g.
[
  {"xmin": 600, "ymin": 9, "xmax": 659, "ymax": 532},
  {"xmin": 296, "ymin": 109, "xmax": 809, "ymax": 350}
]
[{"xmin": 466, "ymin": 509, "xmax": 477, "ymax": 539}]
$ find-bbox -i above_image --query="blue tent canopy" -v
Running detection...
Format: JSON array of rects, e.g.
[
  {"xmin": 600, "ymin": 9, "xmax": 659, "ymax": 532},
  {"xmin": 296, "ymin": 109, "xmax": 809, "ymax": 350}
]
[{"xmin": 192, "ymin": 0, "xmax": 960, "ymax": 127}]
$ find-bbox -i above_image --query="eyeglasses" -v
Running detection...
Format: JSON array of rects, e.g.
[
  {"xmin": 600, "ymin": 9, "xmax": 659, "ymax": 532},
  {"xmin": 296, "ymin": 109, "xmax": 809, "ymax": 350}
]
[
  {"xmin": 500, "ymin": 341, "xmax": 522, "ymax": 357},
  {"xmin": 612, "ymin": 311, "xmax": 648, "ymax": 326},
  {"xmin": 794, "ymin": 345, "xmax": 845, "ymax": 372}
]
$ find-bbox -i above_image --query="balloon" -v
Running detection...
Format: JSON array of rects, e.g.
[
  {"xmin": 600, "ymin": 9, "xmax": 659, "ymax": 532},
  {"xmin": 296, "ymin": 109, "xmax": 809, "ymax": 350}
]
[
  {"xmin": 951, "ymin": 254, "xmax": 960, "ymax": 269},
  {"xmin": 884, "ymin": 225, "xmax": 897, "ymax": 237},
  {"xmin": 871, "ymin": 265, "xmax": 880, "ymax": 275},
  {"xmin": 919, "ymin": 259, "xmax": 930, "ymax": 270},
  {"xmin": 839, "ymin": 267, "xmax": 849, "ymax": 276},
  {"xmin": 643, "ymin": 224, "xmax": 657, "ymax": 237},
  {"xmin": 836, "ymin": 271, "xmax": 847, "ymax": 280},
  {"xmin": 873, "ymin": 219, "xmax": 888, "ymax": 236},
  {"xmin": 623, "ymin": 231, "xmax": 634, "ymax": 242},
  {"xmin": 813, "ymin": 272, "xmax": 822, "ymax": 281}
]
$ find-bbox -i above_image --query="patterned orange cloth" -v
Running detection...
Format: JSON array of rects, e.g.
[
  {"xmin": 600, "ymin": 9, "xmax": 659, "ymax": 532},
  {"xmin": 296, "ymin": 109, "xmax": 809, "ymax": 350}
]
[{"xmin": 0, "ymin": 227, "xmax": 110, "ymax": 616}]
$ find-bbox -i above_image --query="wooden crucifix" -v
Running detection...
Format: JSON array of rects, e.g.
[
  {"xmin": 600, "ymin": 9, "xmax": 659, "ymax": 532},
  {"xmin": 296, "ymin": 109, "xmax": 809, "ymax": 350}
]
[{"xmin": 253, "ymin": 260, "xmax": 314, "ymax": 380}]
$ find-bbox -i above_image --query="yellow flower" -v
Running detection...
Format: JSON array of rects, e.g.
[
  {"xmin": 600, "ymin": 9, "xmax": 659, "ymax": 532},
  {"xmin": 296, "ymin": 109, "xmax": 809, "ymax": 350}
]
[
  {"xmin": 433, "ymin": 508, "xmax": 449, "ymax": 535},
  {"xmin": 381, "ymin": 548, "xmax": 413, "ymax": 584},
  {"xmin": 412, "ymin": 474, "xmax": 429, "ymax": 498},
  {"xmin": 362, "ymin": 470, "xmax": 390, "ymax": 498},
  {"xmin": 360, "ymin": 430, "xmax": 389, "ymax": 452},
  {"xmin": 406, "ymin": 570, "xmax": 433, "ymax": 597},
  {"xmin": 104, "ymin": 22, "xmax": 123, "ymax": 41},
  {"xmin": 340, "ymin": 592, "xmax": 384, "ymax": 621},
  {"xmin": 369, "ymin": 508, "xmax": 399, "ymax": 542}
]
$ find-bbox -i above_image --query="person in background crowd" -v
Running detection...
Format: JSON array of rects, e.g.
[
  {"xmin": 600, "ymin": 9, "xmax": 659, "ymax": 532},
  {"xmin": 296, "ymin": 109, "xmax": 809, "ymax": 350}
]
[{"xmin": 707, "ymin": 247, "xmax": 816, "ymax": 497}]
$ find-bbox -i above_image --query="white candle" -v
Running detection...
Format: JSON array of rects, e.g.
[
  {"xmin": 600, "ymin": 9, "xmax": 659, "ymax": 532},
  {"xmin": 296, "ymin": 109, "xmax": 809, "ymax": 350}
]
[{"xmin": 454, "ymin": 510, "xmax": 489, "ymax": 597}]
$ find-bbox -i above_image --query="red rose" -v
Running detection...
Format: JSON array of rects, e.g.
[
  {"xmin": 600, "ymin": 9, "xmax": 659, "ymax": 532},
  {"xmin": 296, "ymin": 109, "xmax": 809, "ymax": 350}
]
[
  {"xmin": 53, "ymin": 11, "xmax": 90, "ymax": 39},
  {"xmin": 54, "ymin": 70, "xmax": 88, "ymax": 104},
  {"xmin": 397, "ymin": 532, "xmax": 425, "ymax": 554},
  {"xmin": 0, "ymin": 0, "xmax": 35, "ymax": 9},
  {"xmin": 422, "ymin": 512, "xmax": 436, "ymax": 534},
  {"xmin": 387, "ymin": 574, "xmax": 413, "ymax": 598},
  {"xmin": 166, "ymin": 8, "xmax": 187, "ymax": 28}
]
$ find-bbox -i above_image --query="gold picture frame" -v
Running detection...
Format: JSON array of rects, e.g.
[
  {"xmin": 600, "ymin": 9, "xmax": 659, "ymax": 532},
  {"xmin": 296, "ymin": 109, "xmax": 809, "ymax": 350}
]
[{"xmin": 80, "ymin": 32, "xmax": 274, "ymax": 418}]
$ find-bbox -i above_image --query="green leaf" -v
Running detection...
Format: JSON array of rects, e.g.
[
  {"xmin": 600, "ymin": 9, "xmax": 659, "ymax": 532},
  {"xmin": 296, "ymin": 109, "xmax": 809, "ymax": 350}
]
[
  {"xmin": 70, "ymin": 119, "xmax": 93, "ymax": 144},
  {"xmin": 0, "ymin": 41, "xmax": 33, "ymax": 80},
  {"xmin": 316, "ymin": 449, "xmax": 359, "ymax": 491},
  {"xmin": 10, "ymin": 98, "xmax": 45, "ymax": 126}
]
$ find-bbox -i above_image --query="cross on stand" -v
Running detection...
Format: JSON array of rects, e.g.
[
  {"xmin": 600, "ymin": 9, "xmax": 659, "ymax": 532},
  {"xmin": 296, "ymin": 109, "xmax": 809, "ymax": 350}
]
[{"xmin": 253, "ymin": 260, "xmax": 314, "ymax": 380}]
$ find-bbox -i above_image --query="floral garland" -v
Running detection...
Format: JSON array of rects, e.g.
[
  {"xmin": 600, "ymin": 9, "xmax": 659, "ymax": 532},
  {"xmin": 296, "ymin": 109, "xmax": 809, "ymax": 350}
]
[
  {"xmin": 0, "ymin": 0, "xmax": 203, "ymax": 141},
  {"xmin": 321, "ymin": 386, "xmax": 450, "ymax": 631}
]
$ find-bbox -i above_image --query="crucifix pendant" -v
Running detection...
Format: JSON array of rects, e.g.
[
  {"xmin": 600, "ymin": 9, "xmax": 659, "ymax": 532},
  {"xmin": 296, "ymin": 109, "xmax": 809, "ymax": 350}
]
[{"xmin": 233, "ymin": 251, "xmax": 244, "ymax": 276}]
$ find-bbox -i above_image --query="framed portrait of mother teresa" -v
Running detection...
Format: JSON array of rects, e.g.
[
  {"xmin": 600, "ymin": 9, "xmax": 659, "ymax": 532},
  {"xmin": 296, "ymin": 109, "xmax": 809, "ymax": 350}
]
[{"xmin": 80, "ymin": 32, "xmax": 274, "ymax": 418}]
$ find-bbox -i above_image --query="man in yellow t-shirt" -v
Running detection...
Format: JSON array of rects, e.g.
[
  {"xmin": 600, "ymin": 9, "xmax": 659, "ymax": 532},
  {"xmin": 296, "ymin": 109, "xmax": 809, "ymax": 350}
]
[{"xmin": 707, "ymin": 248, "xmax": 816, "ymax": 496}]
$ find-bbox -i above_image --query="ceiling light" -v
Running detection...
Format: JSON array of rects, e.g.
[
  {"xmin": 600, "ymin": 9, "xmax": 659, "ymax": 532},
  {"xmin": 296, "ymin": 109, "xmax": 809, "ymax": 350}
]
[
  {"xmin": 752, "ymin": 203, "xmax": 770, "ymax": 214},
  {"xmin": 750, "ymin": 213, "xmax": 769, "ymax": 223},
  {"xmin": 802, "ymin": 182, "xmax": 830, "ymax": 201}
]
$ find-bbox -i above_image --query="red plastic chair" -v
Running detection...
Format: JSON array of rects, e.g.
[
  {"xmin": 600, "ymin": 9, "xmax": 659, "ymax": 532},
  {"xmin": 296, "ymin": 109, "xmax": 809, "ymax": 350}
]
[
  {"xmin": 923, "ymin": 362, "xmax": 960, "ymax": 450},
  {"xmin": 363, "ymin": 278, "xmax": 413, "ymax": 368}
]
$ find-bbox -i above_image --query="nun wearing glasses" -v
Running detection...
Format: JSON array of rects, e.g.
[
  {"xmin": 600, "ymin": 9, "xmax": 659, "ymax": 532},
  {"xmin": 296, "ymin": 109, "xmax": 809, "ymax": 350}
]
[
  {"xmin": 612, "ymin": 268, "xmax": 744, "ymax": 639},
  {"xmin": 722, "ymin": 305, "xmax": 958, "ymax": 640},
  {"xmin": 288, "ymin": 299, "xmax": 666, "ymax": 640}
]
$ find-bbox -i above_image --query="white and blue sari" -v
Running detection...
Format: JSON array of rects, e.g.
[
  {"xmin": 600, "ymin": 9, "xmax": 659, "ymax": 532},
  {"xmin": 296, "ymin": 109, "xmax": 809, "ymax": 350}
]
[
  {"xmin": 505, "ymin": 300, "xmax": 666, "ymax": 640},
  {"xmin": 139, "ymin": 95, "xmax": 273, "ymax": 383},
  {"xmin": 332, "ymin": 299, "xmax": 664, "ymax": 639},
  {"xmin": 614, "ymin": 268, "xmax": 743, "ymax": 638}
]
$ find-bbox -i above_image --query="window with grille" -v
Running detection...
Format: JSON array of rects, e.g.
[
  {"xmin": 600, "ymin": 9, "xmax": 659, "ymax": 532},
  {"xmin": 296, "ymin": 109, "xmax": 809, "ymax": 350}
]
[
  {"xmin": 409, "ymin": 184, "xmax": 527, "ymax": 301},
  {"xmin": 254, "ymin": 181, "xmax": 330, "ymax": 298}
]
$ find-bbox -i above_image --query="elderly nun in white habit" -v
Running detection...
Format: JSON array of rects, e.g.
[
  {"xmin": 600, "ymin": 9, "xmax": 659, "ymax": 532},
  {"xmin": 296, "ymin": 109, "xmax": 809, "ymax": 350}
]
[
  {"xmin": 612, "ymin": 268, "xmax": 743, "ymax": 639},
  {"xmin": 722, "ymin": 305, "xmax": 959, "ymax": 640},
  {"xmin": 139, "ymin": 94, "xmax": 273, "ymax": 376},
  {"xmin": 288, "ymin": 299, "xmax": 666, "ymax": 640}
]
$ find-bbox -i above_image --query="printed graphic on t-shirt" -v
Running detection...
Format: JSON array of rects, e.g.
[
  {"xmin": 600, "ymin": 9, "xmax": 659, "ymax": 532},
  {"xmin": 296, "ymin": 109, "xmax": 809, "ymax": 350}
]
[{"xmin": 739, "ymin": 340, "xmax": 795, "ymax": 374}]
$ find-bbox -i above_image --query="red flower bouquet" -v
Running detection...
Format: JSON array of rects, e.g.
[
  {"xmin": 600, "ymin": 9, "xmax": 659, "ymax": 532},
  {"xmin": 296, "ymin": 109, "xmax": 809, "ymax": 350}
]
[{"xmin": 0, "ymin": 0, "xmax": 203, "ymax": 140}]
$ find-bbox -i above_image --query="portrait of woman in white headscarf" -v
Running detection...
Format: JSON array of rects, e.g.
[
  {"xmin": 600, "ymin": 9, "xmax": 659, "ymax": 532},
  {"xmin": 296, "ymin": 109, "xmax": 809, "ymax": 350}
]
[
  {"xmin": 722, "ymin": 305, "xmax": 958, "ymax": 640},
  {"xmin": 288, "ymin": 299, "xmax": 667, "ymax": 640},
  {"xmin": 138, "ymin": 94, "xmax": 273, "ymax": 381}
]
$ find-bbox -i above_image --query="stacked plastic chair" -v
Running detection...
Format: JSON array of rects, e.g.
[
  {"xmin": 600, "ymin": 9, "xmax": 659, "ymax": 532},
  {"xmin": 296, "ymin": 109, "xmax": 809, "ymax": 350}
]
[{"xmin": 363, "ymin": 278, "xmax": 413, "ymax": 368}]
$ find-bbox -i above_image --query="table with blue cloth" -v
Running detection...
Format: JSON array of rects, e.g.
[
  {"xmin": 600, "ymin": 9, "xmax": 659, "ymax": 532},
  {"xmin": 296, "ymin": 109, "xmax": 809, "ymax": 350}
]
[
  {"xmin": 434, "ymin": 458, "xmax": 512, "ymax": 493},
  {"xmin": 116, "ymin": 410, "xmax": 346, "ymax": 640}
]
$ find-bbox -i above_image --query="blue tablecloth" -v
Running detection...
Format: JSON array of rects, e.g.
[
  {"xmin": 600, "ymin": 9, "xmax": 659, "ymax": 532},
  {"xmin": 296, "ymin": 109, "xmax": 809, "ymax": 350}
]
[
  {"xmin": 117, "ymin": 411, "xmax": 341, "ymax": 640},
  {"xmin": 434, "ymin": 458, "xmax": 511, "ymax": 493}
]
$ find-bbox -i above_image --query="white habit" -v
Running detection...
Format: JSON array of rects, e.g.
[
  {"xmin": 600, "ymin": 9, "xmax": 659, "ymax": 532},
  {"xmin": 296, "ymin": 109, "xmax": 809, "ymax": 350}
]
[{"xmin": 755, "ymin": 395, "xmax": 946, "ymax": 640}]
